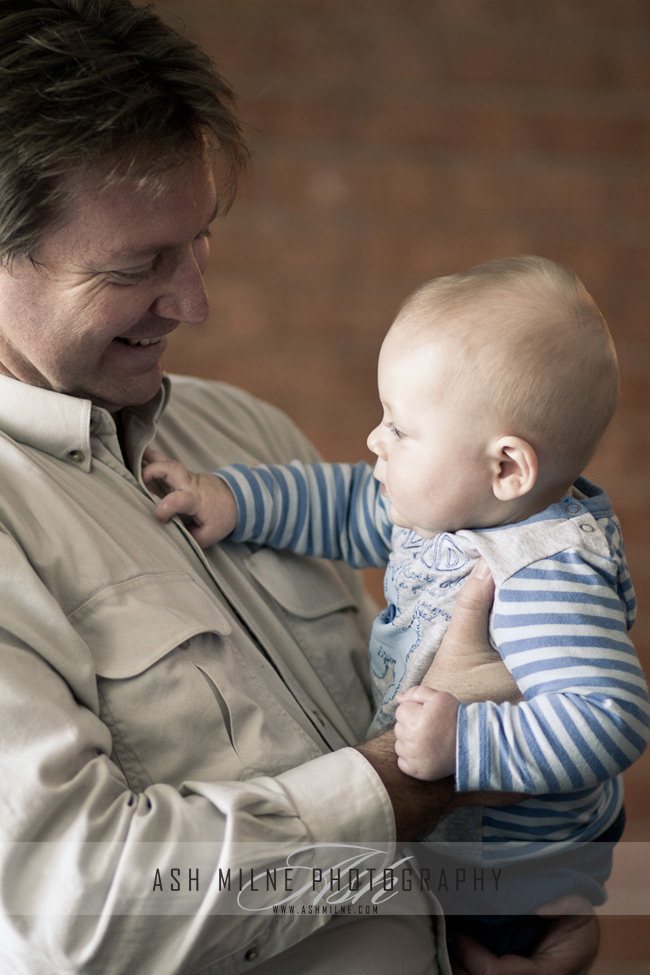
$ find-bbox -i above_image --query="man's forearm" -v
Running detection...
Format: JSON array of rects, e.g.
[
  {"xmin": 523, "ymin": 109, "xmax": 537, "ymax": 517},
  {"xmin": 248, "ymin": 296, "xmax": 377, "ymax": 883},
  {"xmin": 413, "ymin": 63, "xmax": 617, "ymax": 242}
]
[
  {"xmin": 357, "ymin": 730, "xmax": 527, "ymax": 841},
  {"xmin": 356, "ymin": 730, "xmax": 456, "ymax": 840}
]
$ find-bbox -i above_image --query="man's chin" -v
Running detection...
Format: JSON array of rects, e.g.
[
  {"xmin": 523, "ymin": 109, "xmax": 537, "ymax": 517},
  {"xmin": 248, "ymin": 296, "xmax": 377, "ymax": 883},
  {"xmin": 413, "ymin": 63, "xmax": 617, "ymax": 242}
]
[{"xmin": 89, "ymin": 376, "xmax": 165, "ymax": 414}]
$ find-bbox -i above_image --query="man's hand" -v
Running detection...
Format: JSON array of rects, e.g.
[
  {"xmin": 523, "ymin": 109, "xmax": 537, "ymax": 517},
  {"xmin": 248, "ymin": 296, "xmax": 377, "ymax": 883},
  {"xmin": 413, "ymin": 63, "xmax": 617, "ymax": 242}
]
[
  {"xmin": 357, "ymin": 560, "xmax": 530, "ymax": 839},
  {"xmin": 394, "ymin": 685, "xmax": 459, "ymax": 779},
  {"xmin": 142, "ymin": 449, "xmax": 238, "ymax": 547},
  {"xmin": 423, "ymin": 559, "xmax": 522, "ymax": 705},
  {"xmin": 450, "ymin": 900, "xmax": 599, "ymax": 975}
]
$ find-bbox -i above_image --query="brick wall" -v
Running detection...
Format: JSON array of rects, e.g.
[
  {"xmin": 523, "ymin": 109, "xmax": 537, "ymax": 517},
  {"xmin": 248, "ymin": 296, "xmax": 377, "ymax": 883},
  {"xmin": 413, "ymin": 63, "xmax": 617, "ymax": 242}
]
[{"xmin": 160, "ymin": 0, "xmax": 650, "ymax": 843}]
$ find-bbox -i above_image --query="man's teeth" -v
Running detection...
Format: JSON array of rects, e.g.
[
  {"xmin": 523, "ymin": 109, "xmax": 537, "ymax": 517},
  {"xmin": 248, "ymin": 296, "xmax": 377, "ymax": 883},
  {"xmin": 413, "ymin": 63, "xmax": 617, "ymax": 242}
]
[{"xmin": 121, "ymin": 336, "xmax": 163, "ymax": 347}]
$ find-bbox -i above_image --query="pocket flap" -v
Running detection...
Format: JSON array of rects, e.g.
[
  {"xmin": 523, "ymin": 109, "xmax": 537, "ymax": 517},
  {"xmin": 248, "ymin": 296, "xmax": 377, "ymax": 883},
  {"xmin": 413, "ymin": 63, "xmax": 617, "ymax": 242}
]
[
  {"xmin": 244, "ymin": 549, "xmax": 358, "ymax": 619},
  {"xmin": 69, "ymin": 572, "xmax": 232, "ymax": 678}
]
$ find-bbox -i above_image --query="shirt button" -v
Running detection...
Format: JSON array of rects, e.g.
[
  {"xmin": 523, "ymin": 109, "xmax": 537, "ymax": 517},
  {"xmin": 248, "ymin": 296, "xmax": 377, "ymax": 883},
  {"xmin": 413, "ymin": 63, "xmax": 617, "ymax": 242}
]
[
  {"xmin": 90, "ymin": 418, "xmax": 101, "ymax": 436},
  {"xmin": 580, "ymin": 523, "xmax": 595, "ymax": 533},
  {"xmin": 244, "ymin": 947, "xmax": 260, "ymax": 962},
  {"xmin": 179, "ymin": 640, "xmax": 191, "ymax": 650},
  {"xmin": 67, "ymin": 450, "xmax": 85, "ymax": 464}
]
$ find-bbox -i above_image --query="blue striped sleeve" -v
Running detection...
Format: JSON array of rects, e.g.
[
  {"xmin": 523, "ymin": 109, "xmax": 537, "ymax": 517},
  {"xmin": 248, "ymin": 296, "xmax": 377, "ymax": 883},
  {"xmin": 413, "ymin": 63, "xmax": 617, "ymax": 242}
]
[
  {"xmin": 456, "ymin": 550, "xmax": 650, "ymax": 795},
  {"xmin": 216, "ymin": 460, "xmax": 392, "ymax": 568}
]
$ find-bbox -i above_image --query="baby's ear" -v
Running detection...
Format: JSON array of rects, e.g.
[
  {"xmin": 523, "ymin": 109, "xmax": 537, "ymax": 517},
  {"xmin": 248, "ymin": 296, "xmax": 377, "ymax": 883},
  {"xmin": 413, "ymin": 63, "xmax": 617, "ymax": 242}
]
[{"xmin": 490, "ymin": 436, "xmax": 538, "ymax": 501}]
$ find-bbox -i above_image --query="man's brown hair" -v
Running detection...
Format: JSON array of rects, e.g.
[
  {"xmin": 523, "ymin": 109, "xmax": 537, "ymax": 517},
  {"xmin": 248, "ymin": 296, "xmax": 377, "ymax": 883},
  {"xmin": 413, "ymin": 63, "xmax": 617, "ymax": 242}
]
[{"xmin": 0, "ymin": 0, "xmax": 249, "ymax": 265}]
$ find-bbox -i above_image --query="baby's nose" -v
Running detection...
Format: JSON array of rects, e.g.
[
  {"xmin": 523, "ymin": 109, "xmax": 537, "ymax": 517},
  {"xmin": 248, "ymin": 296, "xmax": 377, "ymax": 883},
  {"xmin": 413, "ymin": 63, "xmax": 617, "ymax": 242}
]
[{"xmin": 367, "ymin": 425, "xmax": 384, "ymax": 457}]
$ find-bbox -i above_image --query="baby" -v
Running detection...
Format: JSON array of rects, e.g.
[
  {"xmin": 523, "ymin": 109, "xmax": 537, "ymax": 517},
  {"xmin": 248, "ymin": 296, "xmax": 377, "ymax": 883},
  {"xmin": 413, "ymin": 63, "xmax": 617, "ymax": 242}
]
[{"xmin": 144, "ymin": 256, "xmax": 649, "ymax": 955}]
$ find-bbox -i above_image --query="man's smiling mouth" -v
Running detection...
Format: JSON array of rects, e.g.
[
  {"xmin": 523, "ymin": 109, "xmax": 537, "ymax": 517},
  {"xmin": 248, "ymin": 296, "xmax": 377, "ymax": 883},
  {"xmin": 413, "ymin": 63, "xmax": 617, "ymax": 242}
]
[{"xmin": 116, "ymin": 336, "xmax": 164, "ymax": 347}]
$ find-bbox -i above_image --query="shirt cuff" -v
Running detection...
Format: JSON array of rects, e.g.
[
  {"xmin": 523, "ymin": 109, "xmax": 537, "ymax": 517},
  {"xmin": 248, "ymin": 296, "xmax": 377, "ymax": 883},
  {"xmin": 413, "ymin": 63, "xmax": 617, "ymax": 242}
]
[{"xmin": 276, "ymin": 747, "xmax": 396, "ymax": 845}]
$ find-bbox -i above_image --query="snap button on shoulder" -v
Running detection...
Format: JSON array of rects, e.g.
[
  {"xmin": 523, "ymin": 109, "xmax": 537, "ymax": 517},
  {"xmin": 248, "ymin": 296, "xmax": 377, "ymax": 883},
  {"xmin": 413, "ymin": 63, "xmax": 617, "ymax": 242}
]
[
  {"xmin": 67, "ymin": 449, "xmax": 85, "ymax": 464},
  {"xmin": 579, "ymin": 523, "xmax": 595, "ymax": 533},
  {"xmin": 244, "ymin": 947, "xmax": 260, "ymax": 962},
  {"xmin": 566, "ymin": 503, "xmax": 581, "ymax": 514}
]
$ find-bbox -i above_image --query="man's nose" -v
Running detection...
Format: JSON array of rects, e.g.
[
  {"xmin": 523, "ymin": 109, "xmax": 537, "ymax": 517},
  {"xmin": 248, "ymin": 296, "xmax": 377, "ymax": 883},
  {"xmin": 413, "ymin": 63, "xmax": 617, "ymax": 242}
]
[{"xmin": 150, "ymin": 247, "xmax": 209, "ymax": 325}]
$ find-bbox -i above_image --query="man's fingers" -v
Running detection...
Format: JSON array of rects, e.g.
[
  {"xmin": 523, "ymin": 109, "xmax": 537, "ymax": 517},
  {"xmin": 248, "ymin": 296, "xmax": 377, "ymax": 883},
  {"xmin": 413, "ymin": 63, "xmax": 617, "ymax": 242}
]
[
  {"xmin": 534, "ymin": 894, "xmax": 594, "ymax": 917},
  {"xmin": 396, "ymin": 685, "xmax": 436, "ymax": 706},
  {"xmin": 452, "ymin": 932, "xmax": 534, "ymax": 975},
  {"xmin": 443, "ymin": 558, "xmax": 494, "ymax": 646},
  {"xmin": 421, "ymin": 556, "xmax": 520, "ymax": 703}
]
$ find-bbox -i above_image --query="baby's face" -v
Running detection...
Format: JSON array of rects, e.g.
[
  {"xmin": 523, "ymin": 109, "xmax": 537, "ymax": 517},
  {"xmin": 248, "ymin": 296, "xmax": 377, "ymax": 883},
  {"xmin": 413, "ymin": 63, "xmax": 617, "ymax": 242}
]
[{"xmin": 366, "ymin": 326, "xmax": 495, "ymax": 537}]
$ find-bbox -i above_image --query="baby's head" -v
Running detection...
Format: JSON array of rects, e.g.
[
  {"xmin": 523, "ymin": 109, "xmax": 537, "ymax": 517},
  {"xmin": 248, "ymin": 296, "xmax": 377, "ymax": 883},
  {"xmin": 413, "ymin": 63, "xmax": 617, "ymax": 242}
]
[{"xmin": 367, "ymin": 255, "xmax": 619, "ymax": 537}]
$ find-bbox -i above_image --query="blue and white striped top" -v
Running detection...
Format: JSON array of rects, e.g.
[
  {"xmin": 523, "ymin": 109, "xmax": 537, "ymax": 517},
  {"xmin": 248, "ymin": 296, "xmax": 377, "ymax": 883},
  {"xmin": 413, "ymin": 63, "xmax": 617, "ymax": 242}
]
[{"xmin": 218, "ymin": 460, "xmax": 649, "ymax": 862}]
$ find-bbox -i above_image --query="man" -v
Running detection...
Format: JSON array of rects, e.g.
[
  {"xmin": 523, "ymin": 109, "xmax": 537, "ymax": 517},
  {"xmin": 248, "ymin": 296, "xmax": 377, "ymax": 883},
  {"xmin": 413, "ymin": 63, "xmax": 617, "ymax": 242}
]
[{"xmin": 0, "ymin": 1, "xmax": 598, "ymax": 972}]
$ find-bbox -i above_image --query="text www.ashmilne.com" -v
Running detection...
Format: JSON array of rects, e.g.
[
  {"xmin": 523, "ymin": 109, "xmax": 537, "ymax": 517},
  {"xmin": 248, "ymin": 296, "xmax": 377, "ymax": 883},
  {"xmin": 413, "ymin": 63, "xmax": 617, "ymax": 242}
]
[{"xmin": 272, "ymin": 904, "xmax": 379, "ymax": 915}]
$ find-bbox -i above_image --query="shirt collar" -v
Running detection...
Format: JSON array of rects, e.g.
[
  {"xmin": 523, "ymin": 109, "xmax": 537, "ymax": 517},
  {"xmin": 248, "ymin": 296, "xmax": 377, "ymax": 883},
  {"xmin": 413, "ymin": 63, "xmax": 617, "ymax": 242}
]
[{"xmin": 0, "ymin": 374, "xmax": 170, "ymax": 471}]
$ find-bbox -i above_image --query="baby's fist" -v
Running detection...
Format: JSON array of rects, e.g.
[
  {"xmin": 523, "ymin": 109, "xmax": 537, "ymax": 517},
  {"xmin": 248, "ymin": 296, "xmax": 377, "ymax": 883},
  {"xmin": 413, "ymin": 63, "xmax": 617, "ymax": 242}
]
[
  {"xmin": 393, "ymin": 685, "xmax": 459, "ymax": 781},
  {"xmin": 142, "ymin": 449, "xmax": 238, "ymax": 547}
]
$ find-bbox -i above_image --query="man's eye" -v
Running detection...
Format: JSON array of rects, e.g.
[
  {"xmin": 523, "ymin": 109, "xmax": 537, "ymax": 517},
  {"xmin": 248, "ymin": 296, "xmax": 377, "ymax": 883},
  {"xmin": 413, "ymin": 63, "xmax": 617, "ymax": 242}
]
[
  {"xmin": 108, "ymin": 256, "xmax": 161, "ymax": 286},
  {"xmin": 110, "ymin": 269, "xmax": 154, "ymax": 285}
]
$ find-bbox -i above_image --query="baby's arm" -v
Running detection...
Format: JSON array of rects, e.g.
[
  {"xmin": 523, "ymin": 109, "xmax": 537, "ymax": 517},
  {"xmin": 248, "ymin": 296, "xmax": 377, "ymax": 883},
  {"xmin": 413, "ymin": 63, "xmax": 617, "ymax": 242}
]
[
  {"xmin": 455, "ymin": 556, "xmax": 649, "ymax": 796},
  {"xmin": 393, "ymin": 686, "xmax": 459, "ymax": 780},
  {"xmin": 395, "ymin": 551, "xmax": 649, "ymax": 789},
  {"xmin": 145, "ymin": 452, "xmax": 393, "ymax": 568},
  {"xmin": 143, "ymin": 450, "xmax": 238, "ymax": 546}
]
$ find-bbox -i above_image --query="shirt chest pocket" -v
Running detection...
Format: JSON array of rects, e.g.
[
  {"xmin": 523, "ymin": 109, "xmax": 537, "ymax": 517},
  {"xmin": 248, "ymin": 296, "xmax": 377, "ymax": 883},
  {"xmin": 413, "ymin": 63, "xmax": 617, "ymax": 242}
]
[
  {"xmin": 68, "ymin": 572, "xmax": 248, "ymax": 790},
  {"xmin": 242, "ymin": 549, "xmax": 374, "ymax": 738}
]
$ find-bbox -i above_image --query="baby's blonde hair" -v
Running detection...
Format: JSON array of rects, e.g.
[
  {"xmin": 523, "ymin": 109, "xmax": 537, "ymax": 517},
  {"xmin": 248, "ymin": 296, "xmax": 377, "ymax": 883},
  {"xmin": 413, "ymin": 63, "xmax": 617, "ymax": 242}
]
[{"xmin": 393, "ymin": 256, "xmax": 619, "ymax": 484}]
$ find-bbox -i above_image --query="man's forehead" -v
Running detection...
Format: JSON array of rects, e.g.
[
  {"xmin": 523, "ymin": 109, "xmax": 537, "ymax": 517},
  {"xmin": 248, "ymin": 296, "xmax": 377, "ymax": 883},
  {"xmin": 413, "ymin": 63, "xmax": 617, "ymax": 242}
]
[
  {"xmin": 101, "ymin": 195, "xmax": 220, "ymax": 261},
  {"xmin": 50, "ymin": 160, "xmax": 218, "ymax": 259}
]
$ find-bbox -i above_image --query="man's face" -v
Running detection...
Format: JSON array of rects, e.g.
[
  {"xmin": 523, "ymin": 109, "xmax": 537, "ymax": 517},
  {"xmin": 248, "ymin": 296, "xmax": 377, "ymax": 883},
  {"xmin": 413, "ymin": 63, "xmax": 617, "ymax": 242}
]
[{"xmin": 0, "ymin": 156, "xmax": 217, "ymax": 412}]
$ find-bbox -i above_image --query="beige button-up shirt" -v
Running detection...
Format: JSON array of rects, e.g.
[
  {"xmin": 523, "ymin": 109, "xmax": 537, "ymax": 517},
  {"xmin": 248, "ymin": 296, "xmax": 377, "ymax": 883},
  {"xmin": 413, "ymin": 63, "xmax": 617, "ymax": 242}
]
[{"xmin": 0, "ymin": 374, "xmax": 449, "ymax": 974}]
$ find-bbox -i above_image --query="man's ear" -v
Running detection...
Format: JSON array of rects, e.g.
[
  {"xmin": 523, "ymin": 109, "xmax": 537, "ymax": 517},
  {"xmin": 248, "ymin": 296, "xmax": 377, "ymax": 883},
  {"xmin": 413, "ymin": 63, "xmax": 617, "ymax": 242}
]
[{"xmin": 490, "ymin": 436, "xmax": 538, "ymax": 501}]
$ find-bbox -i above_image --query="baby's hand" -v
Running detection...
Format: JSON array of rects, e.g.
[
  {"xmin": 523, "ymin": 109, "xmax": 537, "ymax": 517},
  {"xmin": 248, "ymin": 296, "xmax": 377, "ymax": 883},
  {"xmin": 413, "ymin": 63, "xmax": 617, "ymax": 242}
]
[
  {"xmin": 393, "ymin": 685, "xmax": 459, "ymax": 781},
  {"xmin": 142, "ymin": 449, "xmax": 238, "ymax": 547}
]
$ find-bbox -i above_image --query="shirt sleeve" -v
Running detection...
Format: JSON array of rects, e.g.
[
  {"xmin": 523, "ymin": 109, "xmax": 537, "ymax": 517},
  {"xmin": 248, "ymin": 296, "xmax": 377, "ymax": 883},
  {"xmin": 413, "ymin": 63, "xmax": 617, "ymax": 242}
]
[
  {"xmin": 0, "ymin": 529, "xmax": 395, "ymax": 974},
  {"xmin": 217, "ymin": 460, "xmax": 393, "ymax": 569},
  {"xmin": 456, "ymin": 549, "xmax": 650, "ymax": 794}
]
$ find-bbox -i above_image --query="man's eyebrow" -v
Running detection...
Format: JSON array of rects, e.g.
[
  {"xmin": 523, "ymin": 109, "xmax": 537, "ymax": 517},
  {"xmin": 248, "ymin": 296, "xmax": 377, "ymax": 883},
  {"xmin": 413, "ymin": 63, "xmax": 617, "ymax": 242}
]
[{"xmin": 107, "ymin": 198, "xmax": 220, "ymax": 262}]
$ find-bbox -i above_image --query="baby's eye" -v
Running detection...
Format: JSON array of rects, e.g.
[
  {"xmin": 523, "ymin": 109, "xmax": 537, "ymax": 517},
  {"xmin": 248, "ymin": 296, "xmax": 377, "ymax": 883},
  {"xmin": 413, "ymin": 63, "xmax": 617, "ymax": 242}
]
[{"xmin": 385, "ymin": 422, "xmax": 405, "ymax": 440}]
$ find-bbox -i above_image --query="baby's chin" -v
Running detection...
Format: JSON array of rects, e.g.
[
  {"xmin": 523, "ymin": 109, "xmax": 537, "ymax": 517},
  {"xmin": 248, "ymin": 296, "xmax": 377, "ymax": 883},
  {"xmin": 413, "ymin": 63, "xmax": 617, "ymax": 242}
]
[{"xmin": 389, "ymin": 507, "xmax": 440, "ymax": 539}]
